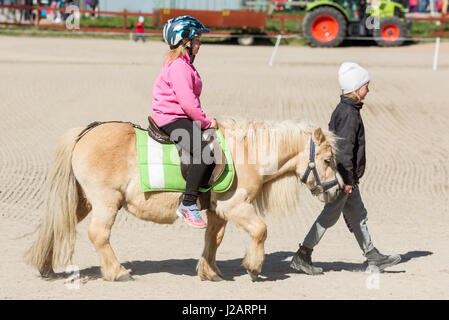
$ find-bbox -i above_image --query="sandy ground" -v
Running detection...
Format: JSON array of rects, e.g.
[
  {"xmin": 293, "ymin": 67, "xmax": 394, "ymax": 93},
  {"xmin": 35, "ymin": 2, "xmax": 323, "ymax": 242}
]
[{"xmin": 0, "ymin": 36, "xmax": 448, "ymax": 300}]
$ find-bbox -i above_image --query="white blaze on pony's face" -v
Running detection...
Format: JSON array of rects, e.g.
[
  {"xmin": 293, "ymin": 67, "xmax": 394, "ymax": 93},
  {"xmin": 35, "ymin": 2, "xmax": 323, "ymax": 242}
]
[{"xmin": 296, "ymin": 127, "xmax": 342, "ymax": 203}]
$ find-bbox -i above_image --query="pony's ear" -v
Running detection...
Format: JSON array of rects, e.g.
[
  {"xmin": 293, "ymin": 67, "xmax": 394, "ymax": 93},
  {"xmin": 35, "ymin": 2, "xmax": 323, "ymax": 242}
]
[{"xmin": 313, "ymin": 128, "xmax": 326, "ymax": 144}]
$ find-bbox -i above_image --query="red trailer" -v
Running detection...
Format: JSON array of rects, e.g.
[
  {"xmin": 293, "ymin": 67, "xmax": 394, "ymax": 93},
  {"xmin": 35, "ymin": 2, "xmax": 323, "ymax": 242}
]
[{"xmin": 153, "ymin": 8, "xmax": 267, "ymax": 45}]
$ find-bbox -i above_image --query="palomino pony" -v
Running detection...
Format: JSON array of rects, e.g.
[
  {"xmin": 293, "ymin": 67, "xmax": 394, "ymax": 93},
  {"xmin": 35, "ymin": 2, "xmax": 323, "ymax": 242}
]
[{"xmin": 26, "ymin": 117, "xmax": 342, "ymax": 282}]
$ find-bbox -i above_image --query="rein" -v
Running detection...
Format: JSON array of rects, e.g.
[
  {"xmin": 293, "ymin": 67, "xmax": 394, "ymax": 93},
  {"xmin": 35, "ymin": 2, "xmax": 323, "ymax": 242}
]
[
  {"xmin": 76, "ymin": 121, "xmax": 143, "ymax": 143},
  {"xmin": 300, "ymin": 138, "xmax": 339, "ymax": 195}
]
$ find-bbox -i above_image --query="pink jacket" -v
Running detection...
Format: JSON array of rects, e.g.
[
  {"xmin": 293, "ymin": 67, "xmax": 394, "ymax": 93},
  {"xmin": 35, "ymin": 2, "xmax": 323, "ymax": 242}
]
[{"xmin": 151, "ymin": 52, "xmax": 212, "ymax": 129}]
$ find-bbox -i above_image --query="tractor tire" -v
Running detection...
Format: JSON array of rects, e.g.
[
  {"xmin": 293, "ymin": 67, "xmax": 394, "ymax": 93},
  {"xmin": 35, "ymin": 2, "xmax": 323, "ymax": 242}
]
[
  {"xmin": 304, "ymin": 6, "xmax": 347, "ymax": 47},
  {"xmin": 373, "ymin": 16, "xmax": 406, "ymax": 47}
]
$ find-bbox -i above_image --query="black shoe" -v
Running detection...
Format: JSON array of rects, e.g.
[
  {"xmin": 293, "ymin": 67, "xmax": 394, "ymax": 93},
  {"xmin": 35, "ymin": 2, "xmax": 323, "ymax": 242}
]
[
  {"xmin": 290, "ymin": 244, "xmax": 323, "ymax": 275},
  {"xmin": 365, "ymin": 247, "xmax": 401, "ymax": 271}
]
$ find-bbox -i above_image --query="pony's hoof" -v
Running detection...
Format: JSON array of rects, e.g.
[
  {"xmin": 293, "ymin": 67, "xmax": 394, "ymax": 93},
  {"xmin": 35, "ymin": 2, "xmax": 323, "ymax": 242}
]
[
  {"xmin": 117, "ymin": 274, "xmax": 134, "ymax": 282},
  {"xmin": 211, "ymin": 275, "xmax": 224, "ymax": 282},
  {"xmin": 117, "ymin": 270, "xmax": 134, "ymax": 282},
  {"xmin": 40, "ymin": 268, "xmax": 57, "ymax": 279},
  {"xmin": 247, "ymin": 270, "xmax": 259, "ymax": 282}
]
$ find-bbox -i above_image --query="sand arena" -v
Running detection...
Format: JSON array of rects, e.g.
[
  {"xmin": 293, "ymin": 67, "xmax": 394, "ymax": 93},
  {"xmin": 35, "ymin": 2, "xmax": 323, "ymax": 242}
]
[{"xmin": 0, "ymin": 36, "xmax": 448, "ymax": 299}]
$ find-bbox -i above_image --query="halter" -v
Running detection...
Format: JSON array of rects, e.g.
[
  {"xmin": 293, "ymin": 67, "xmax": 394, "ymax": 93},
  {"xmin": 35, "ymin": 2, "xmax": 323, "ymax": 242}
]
[{"xmin": 301, "ymin": 138, "xmax": 339, "ymax": 195}]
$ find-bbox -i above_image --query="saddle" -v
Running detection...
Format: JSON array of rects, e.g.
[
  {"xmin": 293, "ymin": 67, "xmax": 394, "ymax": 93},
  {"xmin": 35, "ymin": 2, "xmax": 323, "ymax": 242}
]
[{"xmin": 147, "ymin": 116, "xmax": 226, "ymax": 187}]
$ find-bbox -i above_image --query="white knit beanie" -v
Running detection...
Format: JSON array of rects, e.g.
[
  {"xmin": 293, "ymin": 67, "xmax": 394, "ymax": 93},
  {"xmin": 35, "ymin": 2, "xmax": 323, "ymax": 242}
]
[{"xmin": 338, "ymin": 62, "xmax": 370, "ymax": 94}]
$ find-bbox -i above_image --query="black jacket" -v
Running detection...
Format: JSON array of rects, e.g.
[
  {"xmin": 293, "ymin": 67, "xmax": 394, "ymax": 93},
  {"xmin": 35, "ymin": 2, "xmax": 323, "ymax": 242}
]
[{"xmin": 328, "ymin": 95, "xmax": 366, "ymax": 186}]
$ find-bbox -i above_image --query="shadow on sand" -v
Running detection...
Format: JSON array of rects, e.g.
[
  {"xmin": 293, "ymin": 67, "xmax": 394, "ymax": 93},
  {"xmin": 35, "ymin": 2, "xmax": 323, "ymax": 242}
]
[
  {"xmin": 51, "ymin": 250, "xmax": 432, "ymax": 282},
  {"xmin": 201, "ymin": 36, "xmax": 418, "ymax": 48},
  {"xmin": 340, "ymin": 38, "xmax": 417, "ymax": 47}
]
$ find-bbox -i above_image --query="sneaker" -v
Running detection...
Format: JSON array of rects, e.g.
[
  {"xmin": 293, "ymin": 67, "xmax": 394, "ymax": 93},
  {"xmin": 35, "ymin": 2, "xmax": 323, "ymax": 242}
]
[
  {"xmin": 365, "ymin": 247, "xmax": 401, "ymax": 272},
  {"xmin": 176, "ymin": 203, "xmax": 207, "ymax": 229},
  {"xmin": 290, "ymin": 244, "xmax": 324, "ymax": 275}
]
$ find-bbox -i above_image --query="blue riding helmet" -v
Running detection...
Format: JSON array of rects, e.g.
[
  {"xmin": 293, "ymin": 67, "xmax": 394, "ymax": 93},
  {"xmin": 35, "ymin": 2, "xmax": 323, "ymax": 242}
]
[{"xmin": 163, "ymin": 15, "xmax": 210, "ymax": 49}]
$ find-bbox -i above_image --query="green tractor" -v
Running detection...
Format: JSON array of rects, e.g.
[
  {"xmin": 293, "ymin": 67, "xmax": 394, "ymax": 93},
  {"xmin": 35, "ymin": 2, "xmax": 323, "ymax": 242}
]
[{"xmin": 303, "ymin": 0, "xmax": 413, "ymax": 47}]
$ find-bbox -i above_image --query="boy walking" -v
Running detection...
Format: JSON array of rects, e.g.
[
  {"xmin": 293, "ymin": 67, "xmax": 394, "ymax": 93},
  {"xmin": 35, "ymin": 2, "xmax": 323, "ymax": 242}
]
[{"xmin": 290, "ymin": 62, "xmax": 401, "ymax": 275}]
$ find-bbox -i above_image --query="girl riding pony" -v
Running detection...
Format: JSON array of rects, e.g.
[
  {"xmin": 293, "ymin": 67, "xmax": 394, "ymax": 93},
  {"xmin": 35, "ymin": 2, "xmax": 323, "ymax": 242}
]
[{"xmin": 151, "ymin": 16, "xmax": 217, "ymax": 229}]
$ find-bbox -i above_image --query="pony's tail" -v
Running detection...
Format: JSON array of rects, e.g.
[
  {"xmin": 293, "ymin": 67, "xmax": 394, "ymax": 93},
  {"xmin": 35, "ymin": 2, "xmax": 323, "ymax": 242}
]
[{"xmin": 26, "ymin": 127, "xmax": 84, "ymax": 276}]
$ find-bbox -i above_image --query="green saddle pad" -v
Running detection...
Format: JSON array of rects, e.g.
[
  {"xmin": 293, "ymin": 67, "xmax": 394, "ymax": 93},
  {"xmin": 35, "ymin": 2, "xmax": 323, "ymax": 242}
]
[{"xmin": 135, "ymin": 127, "xmax": 235, "ymax": 193}]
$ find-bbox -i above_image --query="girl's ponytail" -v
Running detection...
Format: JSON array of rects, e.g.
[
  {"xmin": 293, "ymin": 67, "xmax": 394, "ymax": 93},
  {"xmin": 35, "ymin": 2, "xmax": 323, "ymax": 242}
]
[{"xmin": 342, "ymin": 90, "xmax": 362, "ymax": 103}]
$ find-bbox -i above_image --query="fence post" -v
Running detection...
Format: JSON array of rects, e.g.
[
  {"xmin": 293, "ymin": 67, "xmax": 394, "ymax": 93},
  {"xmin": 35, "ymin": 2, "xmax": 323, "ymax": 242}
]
[
  {"xmin": 36, "ymin": 3, "xmax": 40, "ymax": 26},
  {"xmin": 442, "ymin": 13, "xmax": 447, "ymax": 33},
  {"xmin": 152, "ymin": 10, "xmax": 157, "ymax": 26},
  {"xmin": 433, "ymin": 37, "xmax": 440, "ymax": 71},
  {"xmin": 269, "ymin": 35, "xmax": 282, "ymax": 67},
  {"xmin": 123, "ymin": 9, "xmax": 127, "ymax": 31},
  {"xmin": 280, "ymin": 15, "xmax": 285, "ymax": 34}
]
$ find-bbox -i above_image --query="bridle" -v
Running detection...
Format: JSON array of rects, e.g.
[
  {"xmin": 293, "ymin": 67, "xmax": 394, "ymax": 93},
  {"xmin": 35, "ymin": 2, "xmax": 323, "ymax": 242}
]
[{"xmin": 301, "ymin": 138, "xmax": 339, "ymax": 195}]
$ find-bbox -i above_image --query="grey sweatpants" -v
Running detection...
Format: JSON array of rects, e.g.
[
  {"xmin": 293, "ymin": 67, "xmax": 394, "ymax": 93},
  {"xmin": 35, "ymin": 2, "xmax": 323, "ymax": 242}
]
[{"xmin": 303, "ymin": 184, "xmax": 375, "ymax": 256}]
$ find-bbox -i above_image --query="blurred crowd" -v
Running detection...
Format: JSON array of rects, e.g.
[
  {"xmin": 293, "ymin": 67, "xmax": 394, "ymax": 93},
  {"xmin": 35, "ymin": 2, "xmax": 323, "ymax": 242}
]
[
  {"xmin": 0, "ymin": 0, "xmax": 99, "ymax": 23},
  {"xmin": 406, "ymin": 0, "xmax": 448, "ymax": 13},
  {"xmin": 1, "ymin": 0, "xmax": 447, "ymax": 25}
]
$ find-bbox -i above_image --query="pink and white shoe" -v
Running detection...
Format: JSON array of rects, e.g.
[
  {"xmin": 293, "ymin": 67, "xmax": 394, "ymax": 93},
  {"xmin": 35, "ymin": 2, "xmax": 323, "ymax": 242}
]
[{"xmin": 176, "ymin": 203, "xmax": 207, "ymax": 229}]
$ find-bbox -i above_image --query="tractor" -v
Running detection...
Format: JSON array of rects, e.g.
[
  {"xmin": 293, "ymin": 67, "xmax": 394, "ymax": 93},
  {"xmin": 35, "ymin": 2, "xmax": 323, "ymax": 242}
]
[{"xmin": 303, "ymin": 0, "xmax": 413, "ymax": 47}]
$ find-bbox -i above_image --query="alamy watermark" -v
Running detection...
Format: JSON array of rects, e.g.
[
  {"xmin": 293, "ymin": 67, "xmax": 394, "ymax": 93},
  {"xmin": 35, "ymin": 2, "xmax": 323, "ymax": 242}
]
[
  {"xmin": 65, "ymin": 5, "xmax": 80, "ymax": 30},
  {"xmin": 166, "ymin": 122, "xmax": 280, "ymax": 175},
  {"xmin": 65, "ymin": 265, "xmax": 80, "ymax": 290},
  {"xmin": 364, "ymin": 5, "xmax": 381, "ymax": 31},
  {"xmin": 365, "ymin": 265, "xmax": 381, "ymax": 290}
]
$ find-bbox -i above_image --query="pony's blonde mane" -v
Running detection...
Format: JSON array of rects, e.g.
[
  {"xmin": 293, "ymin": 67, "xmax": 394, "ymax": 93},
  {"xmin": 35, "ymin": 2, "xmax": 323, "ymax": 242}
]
[{"xmin": 217, "ymin": 116, "xmax": 337, "ymax": 216}]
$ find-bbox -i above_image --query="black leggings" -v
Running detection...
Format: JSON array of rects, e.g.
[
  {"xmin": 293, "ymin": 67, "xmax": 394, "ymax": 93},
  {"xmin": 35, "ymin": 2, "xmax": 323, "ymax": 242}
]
[{"xmin": 160, "ymin": 118, "xmax": 215, "ymax": 206}]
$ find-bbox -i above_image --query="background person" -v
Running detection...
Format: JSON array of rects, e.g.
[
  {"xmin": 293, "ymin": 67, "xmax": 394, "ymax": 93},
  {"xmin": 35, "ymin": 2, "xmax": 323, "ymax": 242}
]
[
  {"xmin": 84, "ymin": 0, "xmax": 91, "ymax": 17},
  {"xmin": 4, "ymin": 0, "xmax": 12, "ymax": 21},
  {"xmin": 135, "ymin": 16, "xmax": 145, "ymax": 42},
  {"xmin": 418, "ymin": 0, "xmax": 430, "ymax": 12},
  {"xmin": 90, "ymin": 0, "xmax": 97, "ymax": 18},
  {"xmin": 410, "ymin": 0, "xmax": 419, "ymax": 12}
]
